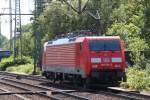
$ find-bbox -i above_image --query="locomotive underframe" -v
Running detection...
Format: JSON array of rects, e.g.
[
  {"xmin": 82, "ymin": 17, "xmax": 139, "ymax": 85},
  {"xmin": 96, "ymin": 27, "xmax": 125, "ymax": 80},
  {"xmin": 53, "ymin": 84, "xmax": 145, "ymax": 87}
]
[
  {"xmin": 91, "ymin": 69, "xmax": 125, "ymax": 83},
  {"xmin": 42, "ymin": 65, "xmax": 86, "ymax": 78},
  {"xmin": 43, "ymin": 65, "xmax": 125, "ymax": 83}
]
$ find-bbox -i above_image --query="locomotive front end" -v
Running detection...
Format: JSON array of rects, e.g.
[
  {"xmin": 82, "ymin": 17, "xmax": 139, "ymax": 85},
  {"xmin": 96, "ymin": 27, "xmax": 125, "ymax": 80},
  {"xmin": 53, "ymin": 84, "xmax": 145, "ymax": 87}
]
[{"xmin": 87, "ymin": 37, "xmax": 126, "ymax": 83}]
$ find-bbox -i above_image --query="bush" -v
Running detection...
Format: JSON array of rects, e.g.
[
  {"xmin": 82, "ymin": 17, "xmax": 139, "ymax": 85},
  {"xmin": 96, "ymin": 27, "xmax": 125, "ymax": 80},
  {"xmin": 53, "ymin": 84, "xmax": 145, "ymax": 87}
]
[
  {"xmin": 0, "ymin": 56, "xmax": 32, "ymax": 71},
  {"xmin": 0, "ymin": 56, "xmax": 41, "ymax": 75},
  {"xmin": 121, "ymin": 67, "xmax": 150, "ymax": 90},
  {"xmin": 6, "ymin": 63, "xmax": 42, "ymax": 75},
  {"xmin": 128, "ymin": 37, "xmax": 149, "ymax": 69},
  {"xmin": 0, "ymin": 56, "xmax": 14, "ymax": 71},
  {"xmin": 6, "ymin": 64, "xmax": 33, "ymax": 74}
]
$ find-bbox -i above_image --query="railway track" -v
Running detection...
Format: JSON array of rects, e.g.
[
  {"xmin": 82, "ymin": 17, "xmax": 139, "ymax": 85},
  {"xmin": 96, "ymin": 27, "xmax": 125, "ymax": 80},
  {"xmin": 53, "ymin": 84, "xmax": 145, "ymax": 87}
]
[
  {"xmin": 0, "ymin": 72, "xmax": 89, "ymax": 100},
  {"xmin": 0, "ymin": 71, "xmax": 150, "ymax": 100},
  {"xmin": 107, "ymin": 87, "xmax": 150, "ymax": 100}
]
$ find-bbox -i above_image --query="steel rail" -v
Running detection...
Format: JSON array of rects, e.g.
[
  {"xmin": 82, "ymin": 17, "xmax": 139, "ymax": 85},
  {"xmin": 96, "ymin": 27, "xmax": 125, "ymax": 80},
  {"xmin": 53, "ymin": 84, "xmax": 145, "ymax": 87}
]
[
  {"xmin": 1, "ymin": 71, "xmax": 150, "ymax": 100},
  {"xmin": 0, "ymin": 80, "xmax": 64, "ymax": 100},
  {"xmin": 0, "ymin": 71, "xmax": 47, "ymax": 81},
  {"xmin": 0, "ymin": 72, "xmax": 92, "ymax": 94},
  {"xmin": 0, "ymin": 87, "xmax": 30, "ymax": 100},
  {"xmin": 1, "ymin": 77, "xmax": 89, "ymax": 100},
  {"xmin": 0, "ymin": 72, "xmax": 79, "ymax": 93},
  {"xmin": 0, "ymin": 91, "xmax": 47, "ymax": 95},
  {"xmin": 12, "ymin": 72, "xmax": 150, "ymax": 99},
  {"xmin": 2, "ymin": 71, "xmax": 150, "ymax": 99},
  {"xmin": 98, "ymin": 90, "xmax": 140, "ymax": 100},
  {"xmin": 107, "ymin": 88, "xmax": 150, "ymax": 100}
]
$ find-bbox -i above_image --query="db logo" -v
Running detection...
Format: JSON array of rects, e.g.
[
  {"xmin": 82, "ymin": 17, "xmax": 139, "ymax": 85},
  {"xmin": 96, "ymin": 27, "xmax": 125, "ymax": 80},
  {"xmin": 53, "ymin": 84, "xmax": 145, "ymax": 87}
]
[{"xmin": 103, "ymin": 58, "xmax": 110, "ymax": 62}]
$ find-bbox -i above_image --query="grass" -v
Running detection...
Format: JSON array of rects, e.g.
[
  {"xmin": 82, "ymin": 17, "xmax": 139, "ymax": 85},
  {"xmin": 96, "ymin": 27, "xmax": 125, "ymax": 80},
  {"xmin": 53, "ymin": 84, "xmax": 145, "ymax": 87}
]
[
  {"xmin": 6, "ymin": 63, "xmax": 33, "ymax": 74},
  {"xmin": 0, "ymin": 56, "xmax": 41, "ymax": 75},
  {"xmin": 6, "ymin": 63, "xmax": 42, "ymax": 75},
  {"xmin": 0, "ymin": 56, "xmax": 32, "ymax": 71}
]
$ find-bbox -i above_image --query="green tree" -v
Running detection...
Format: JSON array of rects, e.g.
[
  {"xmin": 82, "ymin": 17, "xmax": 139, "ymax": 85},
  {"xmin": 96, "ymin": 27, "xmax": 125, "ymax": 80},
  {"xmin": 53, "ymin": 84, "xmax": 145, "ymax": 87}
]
[
  {"xmin": 142, "ymin": 0, "xmax": 150, "ymax": 45},
  {"xmin": 38, "ymin": 0, "xmax": 124, "ymax": 42},
  {"xmin": 38, "ymin": 1, "xmax": 96, "ymax": 42},
  {"xmin": 0, "ymin": 34, "xmax": 8, "ymax": 49},
  {"xmin": 21, "ymin": 24, "xmax": 34, "ymax": 57},
  {"xmin": 107, "ymin": 0, "xmax": 149, "ymax": 68}
]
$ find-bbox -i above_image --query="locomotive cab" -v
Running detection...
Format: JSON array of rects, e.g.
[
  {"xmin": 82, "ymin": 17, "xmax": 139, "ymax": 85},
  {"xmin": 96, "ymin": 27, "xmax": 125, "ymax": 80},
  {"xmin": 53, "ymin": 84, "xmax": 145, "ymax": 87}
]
[{"xmin": 80, "ymin": 37, "xmax": 126, "ymax": 83}]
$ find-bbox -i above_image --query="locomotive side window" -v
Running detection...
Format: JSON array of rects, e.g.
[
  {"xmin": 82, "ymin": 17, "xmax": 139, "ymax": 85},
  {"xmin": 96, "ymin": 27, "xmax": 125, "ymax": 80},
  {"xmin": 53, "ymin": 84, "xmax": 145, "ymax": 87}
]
[{"xmin": 89, "ymin": 40, "xmax": 120, "ymax": 51}]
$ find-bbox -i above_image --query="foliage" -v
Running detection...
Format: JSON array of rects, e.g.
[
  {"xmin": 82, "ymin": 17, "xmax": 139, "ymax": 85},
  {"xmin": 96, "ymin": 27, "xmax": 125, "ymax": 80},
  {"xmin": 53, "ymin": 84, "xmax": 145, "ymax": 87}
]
[
  {"xmin": 0, "ymin": 56, "xmax": 13, "ymax": 71},
  {"xmin": 6, "ymin": 63, "xmax": 33, "ymax": 74},
  {"xmin": 38, "ymin": 0, "xmax": 128, "ymax": 42},
  {"xmin": 0, "ymin": 34, "xmax": 8, "ymax": 48},
  {"xmin": 127, "ymin": 67, "xmax": 148, "ymax": 90},
  {"xmin": 18, "ymin": 24, "xmax": 34, "ymax": 57},
  {"xmin": 107, "ymin": 23, "xmax": 141, "ymax": 44},
  {"xmin": 38, "ymin": 1, "xmax": 99, "ymax": 43},
  {"xmin": 107, "ymin": 0, "xmax": 145, "ymax": 40},
  {"xmin": 6, "ymin": 63, "xmax": 41, "ymax": 75},
  {"xmin": 2, "ymin": 23, "xmax": 34, "ymax": 57},
  {"xmin": 107, "ymin": 0, "xmax": 149, "ymax": 68},
  {"xmin": 128, "ymin": 37, "xmax": 149, "ymax": 68},
  {"xmin": 38, "ymin": 1, "xmax": 72, "ymax": 43},
  {"xmin": 121, "ymin": 67, "xmax": 150, "ymax": 90},
  {"xmin": 0, "ymin": 56, "xmax": 32, "ymax": 71},
  {"xmin": 142, "ymin": 0, "xmax": 150, "ymax": 46},
  {"xmin": 21, "ymin": 32, "xmax": 34, "ymax": 56}
]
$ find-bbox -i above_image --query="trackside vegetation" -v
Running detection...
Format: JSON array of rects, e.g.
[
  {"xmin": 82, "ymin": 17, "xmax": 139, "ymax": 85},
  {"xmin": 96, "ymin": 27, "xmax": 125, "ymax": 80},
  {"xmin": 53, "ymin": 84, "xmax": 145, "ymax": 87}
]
[
  {"xmin": 121, "ymin": 66, "xmax": 150, "ymax": 91},
  {"xmin": 0, "ymin": 56, "xmax": 41, "ymax": 74},
  {"xmin": 0, "ymin": 34, "xmax": 8, "ymax": 48},
  {"xmin": 0, "ymin": 56, "xmax": 32, "ymax": 71},
  {"xmin": 0, "ymin": 0, "xmax": 150, "ymax": 92}
]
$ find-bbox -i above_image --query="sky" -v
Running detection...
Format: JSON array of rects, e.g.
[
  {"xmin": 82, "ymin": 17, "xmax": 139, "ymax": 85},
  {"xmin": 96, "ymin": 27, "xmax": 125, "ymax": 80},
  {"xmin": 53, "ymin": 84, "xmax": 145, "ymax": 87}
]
[{"xmin": 0, "ymin": 0, "xmax": 34, "ymax": 39}]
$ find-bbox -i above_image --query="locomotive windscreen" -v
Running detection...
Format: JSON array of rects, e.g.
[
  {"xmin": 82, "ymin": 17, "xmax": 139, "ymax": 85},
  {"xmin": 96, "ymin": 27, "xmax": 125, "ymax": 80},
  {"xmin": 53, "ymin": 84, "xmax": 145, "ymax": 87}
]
[{"xmin": 89, "ymin": 40, "xmax": 120, "ymax": 51}]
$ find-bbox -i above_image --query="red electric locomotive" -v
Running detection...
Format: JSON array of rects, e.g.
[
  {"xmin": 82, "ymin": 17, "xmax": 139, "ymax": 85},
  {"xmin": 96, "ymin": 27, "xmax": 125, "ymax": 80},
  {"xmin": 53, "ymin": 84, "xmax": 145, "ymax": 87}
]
[{"xmin": 42, "ymin": 36, "xmax": 126, "ymax": 84}]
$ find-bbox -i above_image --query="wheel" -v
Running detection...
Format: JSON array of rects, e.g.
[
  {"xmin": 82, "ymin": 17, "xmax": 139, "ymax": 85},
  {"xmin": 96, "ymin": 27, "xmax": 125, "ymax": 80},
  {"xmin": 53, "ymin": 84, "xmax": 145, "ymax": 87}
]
[
  {"xmin": 45, "ymin": 73, "xmax": 50, "ymax": 79},
  {"xmin": 83, "ymin": 77, "xmax": 91, "ymax": 88}
]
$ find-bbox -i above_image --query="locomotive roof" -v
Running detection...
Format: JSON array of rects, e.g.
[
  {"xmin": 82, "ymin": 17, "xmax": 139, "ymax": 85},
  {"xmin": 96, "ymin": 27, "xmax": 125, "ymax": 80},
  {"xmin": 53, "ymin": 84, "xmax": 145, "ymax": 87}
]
[
  {"xmin": 76, "ymin": 36, "xmax": 120, "ymax": 42},
  {"xmin": 86, "ymin": 36, "xmax": 120, "ymax": 39},
  {"xmin": 46, "ymin": 36, "xmax": 120, "ymax": 46}
]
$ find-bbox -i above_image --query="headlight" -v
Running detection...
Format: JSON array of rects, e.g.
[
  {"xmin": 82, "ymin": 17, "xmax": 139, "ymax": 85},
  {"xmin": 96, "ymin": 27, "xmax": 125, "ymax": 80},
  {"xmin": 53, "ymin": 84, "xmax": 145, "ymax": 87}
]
[
  {"xmin": 112, "ymin": 58, "xmax": 122, "ymax": 62},
  {"xmin": 91, "ymin": 58, "xmax": 101, "ymax": 63}
]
